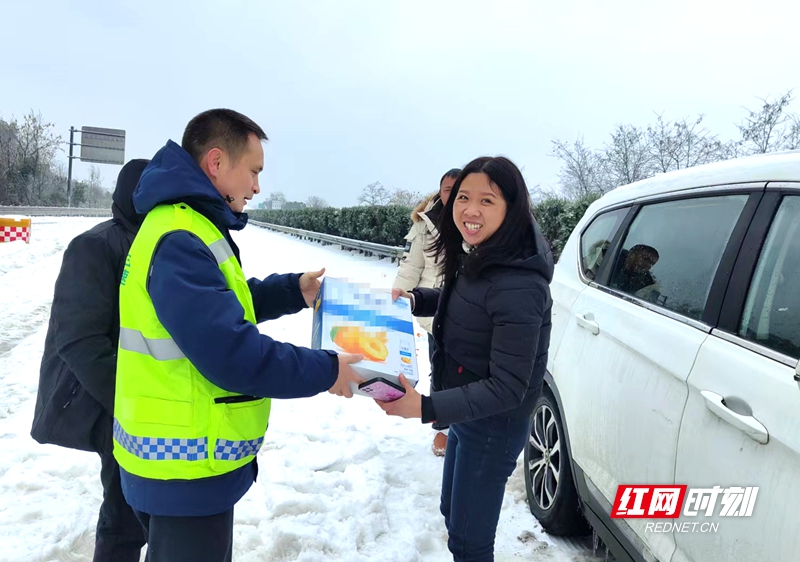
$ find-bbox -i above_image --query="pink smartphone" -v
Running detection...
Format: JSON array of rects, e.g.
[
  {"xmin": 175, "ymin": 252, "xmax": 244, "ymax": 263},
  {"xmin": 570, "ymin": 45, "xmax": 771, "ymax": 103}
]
[{"xmin": 359, "ymin": 377, "xmax": 406, "ymax": 402}]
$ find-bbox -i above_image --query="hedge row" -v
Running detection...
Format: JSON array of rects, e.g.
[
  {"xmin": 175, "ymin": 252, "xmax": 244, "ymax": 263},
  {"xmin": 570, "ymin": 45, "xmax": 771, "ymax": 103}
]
[
  {"xmin": 533, "ymin": 194, "xmax": 600, "ymax": 260},
  {"xmin": 247, "ymin": 205, "xmax": 413, "ymax": 247},
  {"xmin": 248, "ymin": 194, "xmax": 600, "ymax": 261}
]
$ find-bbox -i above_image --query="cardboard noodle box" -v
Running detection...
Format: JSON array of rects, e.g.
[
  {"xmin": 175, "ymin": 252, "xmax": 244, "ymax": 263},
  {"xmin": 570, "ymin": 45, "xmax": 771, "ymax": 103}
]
[{"xmin": 312, "ymin": 277, "xmax": 419, "ymax": 397}]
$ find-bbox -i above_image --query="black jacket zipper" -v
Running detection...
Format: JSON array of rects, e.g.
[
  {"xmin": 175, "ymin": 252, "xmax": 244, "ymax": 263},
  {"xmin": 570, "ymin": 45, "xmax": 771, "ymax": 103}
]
[{"xmin": 62, "ymin": 381, "xmax": 80, "ymax": 409}]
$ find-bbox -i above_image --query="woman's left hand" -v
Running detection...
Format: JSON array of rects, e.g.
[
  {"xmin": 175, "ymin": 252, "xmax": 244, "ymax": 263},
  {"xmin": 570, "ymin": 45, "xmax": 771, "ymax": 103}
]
[{"xmin": 376, "ymin": 374, "xmax": 422, "ymax": 419}]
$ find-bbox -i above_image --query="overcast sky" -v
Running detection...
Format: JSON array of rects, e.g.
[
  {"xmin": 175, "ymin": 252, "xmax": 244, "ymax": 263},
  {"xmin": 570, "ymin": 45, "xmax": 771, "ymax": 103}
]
[{"xmin": 3, "ymin": 0, "xmax": 798, "ymax": 207}]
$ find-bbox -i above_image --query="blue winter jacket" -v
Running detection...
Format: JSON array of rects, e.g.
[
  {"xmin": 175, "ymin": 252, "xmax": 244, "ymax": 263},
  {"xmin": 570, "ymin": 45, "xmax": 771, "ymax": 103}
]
[{"xmin": 119, "ymin": 140, "xmax": 338, "ymax": 516}]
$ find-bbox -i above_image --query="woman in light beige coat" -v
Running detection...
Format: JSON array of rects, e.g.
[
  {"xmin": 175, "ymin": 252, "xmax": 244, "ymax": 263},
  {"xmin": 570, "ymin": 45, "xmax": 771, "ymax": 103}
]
[{"xmin": 393, "ymin": 168, "xmax": 461, "ymax": 455}]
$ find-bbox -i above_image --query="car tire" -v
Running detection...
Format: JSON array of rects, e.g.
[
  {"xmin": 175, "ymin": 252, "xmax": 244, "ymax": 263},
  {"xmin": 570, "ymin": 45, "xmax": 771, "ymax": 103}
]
[{"xmin": 525, "ymin": 388, "xmax": 590, "ymax": 536}]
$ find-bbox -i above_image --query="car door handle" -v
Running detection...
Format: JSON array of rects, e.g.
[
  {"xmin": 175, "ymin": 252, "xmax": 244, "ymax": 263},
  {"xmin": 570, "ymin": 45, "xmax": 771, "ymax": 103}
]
[
  {"xmin": 700, "ymin": 390, "xmax": 769, "ymax": 445},
  {"xmin": 575, "ymin": 313, "xmax": 600, "ymax": 335}
]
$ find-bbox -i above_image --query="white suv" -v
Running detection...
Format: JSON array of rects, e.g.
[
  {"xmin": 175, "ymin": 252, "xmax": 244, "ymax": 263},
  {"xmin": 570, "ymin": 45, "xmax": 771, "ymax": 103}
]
[{"xmin": 523, "ymin": 151, "xmax": 800, "ymax": 562}]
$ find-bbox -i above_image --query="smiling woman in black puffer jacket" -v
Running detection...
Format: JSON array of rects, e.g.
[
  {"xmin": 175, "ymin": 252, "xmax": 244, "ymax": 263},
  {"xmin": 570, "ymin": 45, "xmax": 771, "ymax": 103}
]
[{"xmin": 380, "ymin": 156, "xmax": 554, "ymax": 562}]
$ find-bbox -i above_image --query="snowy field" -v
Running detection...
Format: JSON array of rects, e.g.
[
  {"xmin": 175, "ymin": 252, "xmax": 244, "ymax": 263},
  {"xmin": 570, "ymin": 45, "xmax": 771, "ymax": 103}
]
[{"xmin": 0, "ymin": 217, "xmax": 602, "ymax": 562}]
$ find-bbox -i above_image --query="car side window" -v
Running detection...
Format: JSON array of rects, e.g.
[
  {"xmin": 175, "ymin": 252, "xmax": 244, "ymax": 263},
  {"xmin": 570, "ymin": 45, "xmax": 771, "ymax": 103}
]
[
  {"xmin": 580, "ymin": 209, "xmax": 628, "ymax": 280},
  {"xmin": 608, "ymin": 195, "xmax": 748, "ymax": 320},
  {"xmin": 740, "ymin": 196, "xmax": 800, "ymax": 359}
]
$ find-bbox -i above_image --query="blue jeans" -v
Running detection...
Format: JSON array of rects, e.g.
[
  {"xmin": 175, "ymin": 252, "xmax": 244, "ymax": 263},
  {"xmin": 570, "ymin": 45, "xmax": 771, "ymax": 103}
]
[{"xmin": 440, "ymin": 415, "xmax": 530, "ymax": 562}]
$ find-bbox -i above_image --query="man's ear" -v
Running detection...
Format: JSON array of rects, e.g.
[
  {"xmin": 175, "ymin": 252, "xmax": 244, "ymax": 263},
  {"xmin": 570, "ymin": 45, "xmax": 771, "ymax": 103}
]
[{"xmin": 204, "ymin": 148, "xmax": 223, "ymax": 180}]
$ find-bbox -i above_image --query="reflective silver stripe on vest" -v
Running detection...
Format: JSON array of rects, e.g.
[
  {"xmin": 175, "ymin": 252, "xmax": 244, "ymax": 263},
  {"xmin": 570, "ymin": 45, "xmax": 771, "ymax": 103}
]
[
  {"xmin": 214, "ymin": 436, "xmax": 264, "ymax": 461},
  {"xmin": 208, "ymin": 239, "xmax": 235, "ymax": 265},
  {"xmin": 114, "ymin": 419, "xmax": 208, "ymax": 461},
  {"xmin": 119, "ymin": 328, "xmax": 186, "ymax": 361}
]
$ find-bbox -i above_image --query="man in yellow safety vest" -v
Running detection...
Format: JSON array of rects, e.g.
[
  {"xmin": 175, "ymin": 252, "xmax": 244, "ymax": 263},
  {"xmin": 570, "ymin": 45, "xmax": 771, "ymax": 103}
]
[{"xmin": 114, "ymin": 108, "xmax": 363, "ymax": 562}]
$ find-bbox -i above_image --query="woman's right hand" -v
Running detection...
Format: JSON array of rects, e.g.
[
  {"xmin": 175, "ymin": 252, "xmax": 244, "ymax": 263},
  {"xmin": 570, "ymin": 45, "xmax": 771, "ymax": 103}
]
[
  {"xmin": 391, "ymin": 288, "xmax": 415, "ymax": 311},
  {"xmin": 392, "ymin": 288, "xmax": 411, "ymax": 301}
]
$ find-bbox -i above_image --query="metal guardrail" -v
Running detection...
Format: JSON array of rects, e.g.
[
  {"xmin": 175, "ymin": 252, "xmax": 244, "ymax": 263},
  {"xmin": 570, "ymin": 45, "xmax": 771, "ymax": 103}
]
[
  {"xmin": 0, "ymin": 206, "xmax": 112, "ymax": 217},
  {"xmin": 0, "ymin": 207, "xmax": 404, "ymax": 261},
  {"xmin": 249, "ymin": 220, "xmax": 405, "ymax": 262}
]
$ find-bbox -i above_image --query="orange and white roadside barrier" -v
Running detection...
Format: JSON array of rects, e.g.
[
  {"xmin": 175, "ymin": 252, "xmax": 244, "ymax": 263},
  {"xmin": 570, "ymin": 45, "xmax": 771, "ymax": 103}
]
[{"xmin": 0, "ymin": 216, "xmax": 31, "ymax": 244}]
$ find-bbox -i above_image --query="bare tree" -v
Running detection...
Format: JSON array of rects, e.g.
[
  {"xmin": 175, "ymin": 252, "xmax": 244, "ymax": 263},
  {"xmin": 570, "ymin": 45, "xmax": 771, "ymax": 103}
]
[
  {"xmin": 718, "ymin": 139, "xmax": 743, "ymax": 161},
  {"xmin": 786, "ymin": 114, "xmax": 800, "ymax": 150},
  {"xmin": 528, "ymin": 184, "xmax": 564, "ymax": 206},
  {"xmin": 604, "ymin": 124, "xmax": 653, "ymax": 187},
  {"xmin": 551, "ymin": 137, "xmax": 610, "ymax": 198},
  {"xmin": 528, "ymin": 183, "xmax": 562, "ymax": 205},
  {"xmin": 647, "ymin": 113, "xmax": 725, "ymax": 173},
  {"xmin": 306, "ymin": 195, "xmax": 329, "ymax": 209},
  {"xmin": 357, "ymin": 181, "xmax": 390, "ymax": 206},
  {"xmin": 269, "ymin": 191, "xmax": 286, "ymax": 203},
  {"xmin": 87, "ymin": 165, "xmax": 103, "ymax": 208},
  {"xmin": 737, "ymin": 90, "xmax": 795, "ymax": 155},
  {"xmin": 40, "ymin": 162, "xmax": 68, "ymax": 206},
  {"xmin": 647, "ymin": 114, "xmax": 674, "ymax": 174},
  {"xmin": 388, "ymin": 187, "xmax": 421, "ymax": 207},
  {"xmin": 0, "ymin": 111, "xmax": 62, "ymax": 205},
  {"xmin": 549, "ymin": 90, "xmax": 800, "ymax": 204},
  {"xmin": 0, "ymin": 119, "xmax": 19, "ymax": 205}
]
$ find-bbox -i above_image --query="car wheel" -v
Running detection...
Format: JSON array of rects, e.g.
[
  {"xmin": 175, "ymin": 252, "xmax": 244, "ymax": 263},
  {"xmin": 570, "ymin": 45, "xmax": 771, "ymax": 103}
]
[{"xmin": 525, "ymin": 388, "xmax": 590, "ymax": 536}]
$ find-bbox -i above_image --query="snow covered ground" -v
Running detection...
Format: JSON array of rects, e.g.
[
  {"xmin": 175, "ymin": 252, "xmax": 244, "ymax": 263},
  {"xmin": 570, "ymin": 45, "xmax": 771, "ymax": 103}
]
[{"xmin": 0, "ymin": 217, "xmax": 603, "ymax": 562}]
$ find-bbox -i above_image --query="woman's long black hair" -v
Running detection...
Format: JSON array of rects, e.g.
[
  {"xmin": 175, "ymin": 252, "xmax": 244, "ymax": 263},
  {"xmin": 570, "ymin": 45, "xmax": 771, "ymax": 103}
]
[{"xmin": 431, "ymin": 156, "xmax": 537, "ymax": 280}]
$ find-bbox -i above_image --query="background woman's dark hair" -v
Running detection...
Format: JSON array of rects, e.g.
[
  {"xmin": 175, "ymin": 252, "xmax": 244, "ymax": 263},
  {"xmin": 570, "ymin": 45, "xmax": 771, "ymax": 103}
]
[
  {"xmin": 432, "ymin": 156, "xmax": 537, "ymax": 279},
  {"xmin": 439, "ymin": 168, "xmax": 462, "ymax": 186}
]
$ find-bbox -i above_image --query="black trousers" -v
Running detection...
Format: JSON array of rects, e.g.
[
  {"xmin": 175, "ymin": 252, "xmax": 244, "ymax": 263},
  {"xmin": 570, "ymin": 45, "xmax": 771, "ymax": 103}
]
[
  {"xmin": 94, "ymin": 451, "xmax": 147, "ymax": 562},
  {"xmin": 134, "ymin": 508, "xmax": 234, "ymax": 562}
]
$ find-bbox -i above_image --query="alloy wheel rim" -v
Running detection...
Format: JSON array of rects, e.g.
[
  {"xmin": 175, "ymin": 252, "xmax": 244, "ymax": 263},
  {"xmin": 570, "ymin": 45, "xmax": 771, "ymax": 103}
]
[{"xmin": 528, "ymin": 404, "xmax": 561, "ymax": 511}]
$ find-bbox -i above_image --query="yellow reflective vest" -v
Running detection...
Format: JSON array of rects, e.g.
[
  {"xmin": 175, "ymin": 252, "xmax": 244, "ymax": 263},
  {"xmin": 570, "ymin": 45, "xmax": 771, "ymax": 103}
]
[{"xmin": 113, "ymin": 203, "xmax": 271, "ymax": 480}]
